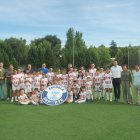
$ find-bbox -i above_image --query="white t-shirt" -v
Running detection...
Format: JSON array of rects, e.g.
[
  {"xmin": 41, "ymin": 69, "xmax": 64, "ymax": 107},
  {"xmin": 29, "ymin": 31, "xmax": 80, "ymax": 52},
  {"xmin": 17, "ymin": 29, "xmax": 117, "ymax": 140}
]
[
  {"xmin": 111, "ymin": 65, "xmax": 123, "ymax": 78},
  {"xmin": 46, "ymin": 72, "xmax": 55, "ymax": 82},
  {"xmin": 79, "ymin": 91, "xmax": 86, "ymax": 100},
  {"xmin": 104, "ymin": 73, "xmax": 112, "ymax": 85},
  {"xmin": 89, "ymin": 68, "xmax": 96, "ymax": 77},
  {"xmin": 133, "ymin": 70, "xmax": 140, "ymax": 87}
]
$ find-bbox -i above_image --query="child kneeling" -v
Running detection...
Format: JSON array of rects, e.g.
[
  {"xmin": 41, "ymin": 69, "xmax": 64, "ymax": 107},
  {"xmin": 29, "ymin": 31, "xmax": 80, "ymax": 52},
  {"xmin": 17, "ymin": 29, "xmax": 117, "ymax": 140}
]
[{"xmin": 75, "ymin": 86, "xmax": 86, "ymax": 104}]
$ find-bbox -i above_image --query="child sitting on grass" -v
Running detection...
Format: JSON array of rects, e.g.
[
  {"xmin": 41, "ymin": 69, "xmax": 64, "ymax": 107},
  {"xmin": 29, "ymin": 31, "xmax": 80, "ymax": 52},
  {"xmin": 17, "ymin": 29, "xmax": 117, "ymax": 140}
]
[
  {"xmin": 66, "ymin": 86, "xmax": 73, "ymax": 103},
  {"xmin": 18, "ymin": 89, "xmax": 31, "ymax": 105},
  {"xmin": 75, "ymin": 86, "xmax": 86, "ymax": 104},
  {"xmin": 30, "ymin": 88, "xmax": 40, "ymax": 105}
]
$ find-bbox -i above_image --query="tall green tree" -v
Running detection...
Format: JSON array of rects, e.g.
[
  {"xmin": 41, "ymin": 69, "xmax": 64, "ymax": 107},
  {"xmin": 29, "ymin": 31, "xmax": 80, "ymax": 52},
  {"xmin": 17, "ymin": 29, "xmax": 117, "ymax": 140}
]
[
  {"xmin": 109, "ymin": 40, "xmax": 118, "ymax": 58},
  {"xmin": 98, "ymin": 45, "xmax": 111, "ymax": 68}
]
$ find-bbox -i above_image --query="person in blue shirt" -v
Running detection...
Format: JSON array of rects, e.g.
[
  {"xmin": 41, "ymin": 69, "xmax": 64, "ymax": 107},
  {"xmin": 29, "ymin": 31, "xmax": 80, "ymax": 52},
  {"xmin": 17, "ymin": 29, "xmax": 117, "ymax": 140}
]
[{"xmin": 39, "ymin": 63, "xmax": 49, "ymax": 74}]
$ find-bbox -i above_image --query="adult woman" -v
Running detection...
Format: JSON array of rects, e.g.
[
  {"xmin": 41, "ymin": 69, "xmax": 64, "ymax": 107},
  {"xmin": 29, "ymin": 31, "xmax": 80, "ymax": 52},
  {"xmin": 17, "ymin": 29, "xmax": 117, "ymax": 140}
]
[
  {"xmin": 121, "ymin": 64, "xmax": 133, "ymax": 104},
  {"xmin": 133, "ymin": 65, "xmax": 140, "ymax": 105}
]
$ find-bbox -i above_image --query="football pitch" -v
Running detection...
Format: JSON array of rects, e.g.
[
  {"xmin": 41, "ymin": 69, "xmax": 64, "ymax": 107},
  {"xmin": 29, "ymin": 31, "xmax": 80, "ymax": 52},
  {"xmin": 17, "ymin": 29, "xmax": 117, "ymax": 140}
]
[{"xmin": 0, "ymin": 101, "xmax": 140, "ymax": 140}]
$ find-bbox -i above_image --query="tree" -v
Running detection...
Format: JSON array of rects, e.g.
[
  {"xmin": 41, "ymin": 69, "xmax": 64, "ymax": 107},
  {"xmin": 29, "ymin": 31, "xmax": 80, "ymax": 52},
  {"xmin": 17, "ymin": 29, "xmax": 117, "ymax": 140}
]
[
  {"xmin": 63, "ymin": 28, "xmax": 87, "ymax": 67},
  {"xmin": 98, "ymin": 45, "xmax": 111, "ymax": 68},
  {"xmin": 86, "ymin": 46, "xmax": 99, "ymax": 68},
  {"xmin": 4, "ymin": 37, "xmax": 28, "ymax": 66},
  {"xmin": 109, "ymin": 40, "xmax": 118, "ymax": 58}
]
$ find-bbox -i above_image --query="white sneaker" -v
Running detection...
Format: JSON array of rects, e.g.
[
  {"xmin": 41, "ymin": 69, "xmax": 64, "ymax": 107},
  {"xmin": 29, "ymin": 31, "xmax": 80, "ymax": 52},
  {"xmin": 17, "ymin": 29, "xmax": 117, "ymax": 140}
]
[{"xmin": 11, "ymin": 99, "xmax": 14, "ymax": 102}]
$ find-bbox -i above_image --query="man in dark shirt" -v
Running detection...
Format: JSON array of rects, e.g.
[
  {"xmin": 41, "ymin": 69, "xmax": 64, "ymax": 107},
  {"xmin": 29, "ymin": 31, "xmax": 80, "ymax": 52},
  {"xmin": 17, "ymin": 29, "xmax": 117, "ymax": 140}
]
[
  {"xmin": 25, "ymin": 64, "xmax": 34, "ymax": 74},
  {"xmin": 6, "ymin": 64, "xmax": 14, "ymax": 100}
]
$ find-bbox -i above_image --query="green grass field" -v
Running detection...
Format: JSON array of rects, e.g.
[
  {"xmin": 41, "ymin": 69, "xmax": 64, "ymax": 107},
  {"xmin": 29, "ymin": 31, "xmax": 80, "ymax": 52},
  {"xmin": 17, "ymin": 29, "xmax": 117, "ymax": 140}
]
[{"xmin": 0, "ymin": 100, "xmax": 140, "ymax": 140}]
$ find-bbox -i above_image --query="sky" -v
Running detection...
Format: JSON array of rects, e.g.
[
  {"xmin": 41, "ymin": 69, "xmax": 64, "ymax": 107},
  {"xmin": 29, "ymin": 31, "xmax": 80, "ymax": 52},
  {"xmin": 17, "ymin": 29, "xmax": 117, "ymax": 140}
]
[{"xmin": 0, "ymin": 0, "xmax": 140, "ymax": 47}]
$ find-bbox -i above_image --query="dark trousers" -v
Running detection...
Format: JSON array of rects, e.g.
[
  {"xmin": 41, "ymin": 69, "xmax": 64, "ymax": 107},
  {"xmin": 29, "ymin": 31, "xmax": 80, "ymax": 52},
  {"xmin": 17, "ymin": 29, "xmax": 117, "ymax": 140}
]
[
  {"xmin": 7, "ymin": 82, "xmax": 12, "ymax": 98},
  {"xmin": 112, "ymin": 78, "xmax": 121, "ymax": 100}
]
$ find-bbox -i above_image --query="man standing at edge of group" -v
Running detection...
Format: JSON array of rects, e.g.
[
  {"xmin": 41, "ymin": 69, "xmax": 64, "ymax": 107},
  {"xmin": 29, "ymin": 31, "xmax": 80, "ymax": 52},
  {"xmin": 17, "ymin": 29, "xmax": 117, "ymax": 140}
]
[
  {"xmin": 39, "ymin": 63, "xmax": 49, "ymax": 74},
  {"xmin": 6, "ymin": 64, "xmax": 14, "ymax": 100},
  {"xmin": 111, "ymin": 61, "xmax": 123, "ymax": 102},
  {"xmin": 0, "ymin": 62, "xmax": 5, "ymax": 100}
]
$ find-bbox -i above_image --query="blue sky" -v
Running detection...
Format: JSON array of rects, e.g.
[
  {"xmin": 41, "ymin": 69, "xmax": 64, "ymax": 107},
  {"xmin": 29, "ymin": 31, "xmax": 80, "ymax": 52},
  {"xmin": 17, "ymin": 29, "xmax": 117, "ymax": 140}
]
[{"xmin": 0, "ymin": 0, "xmax": 140, "ymax": 47}]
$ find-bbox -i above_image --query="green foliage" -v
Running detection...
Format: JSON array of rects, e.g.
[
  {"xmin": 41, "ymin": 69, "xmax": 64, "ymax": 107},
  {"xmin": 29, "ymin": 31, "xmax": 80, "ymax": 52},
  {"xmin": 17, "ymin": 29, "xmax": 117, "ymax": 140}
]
[
  {"xmin": 116, "ymin": 46, "xmax": 140, "ymax": 69},
  {"xmin": 98, "ymin": 45, "xmax": 112, "ymax": 68},
  {"xmin": 0, "ymin": 28, "xmax": 139, "ymax": 69},
  {"xmin": 109, "ymin": 40, "xmax": 118, "ymax": 58}
]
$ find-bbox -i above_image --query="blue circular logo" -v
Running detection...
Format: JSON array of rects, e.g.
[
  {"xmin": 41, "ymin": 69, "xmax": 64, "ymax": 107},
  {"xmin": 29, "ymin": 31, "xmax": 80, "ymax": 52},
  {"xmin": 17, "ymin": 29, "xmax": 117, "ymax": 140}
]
[{"xmin": 41, "ymin": 85, "xmax": 68, "ymax": 106}]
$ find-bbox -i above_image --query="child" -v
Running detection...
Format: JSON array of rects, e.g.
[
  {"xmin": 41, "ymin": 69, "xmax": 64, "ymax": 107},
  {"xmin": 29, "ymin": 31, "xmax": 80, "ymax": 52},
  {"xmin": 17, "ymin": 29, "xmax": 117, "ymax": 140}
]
[
  {"xmin": 77, "ymin": 70, "xmax": 84, "ymax": 88},
  {"xmin": 11, "ymin": 70, "xmax": 20, "ymax": 102},
  {"xmin": 72, "ymin": 80, "xmax": 80, "ymax": 101},
  {"xmin": 89, "ymin": 64, "xmax": 96, "ymax": 78},
  {"xmin": 93, "ymin": 69, "xmax": 103, "ymax": 100},
  {"xmin": 75, "ymin": 86, "xmax": 86, "ymax": 103},
  {"xmin": 55, "ymin": 68, "xmax": 62, "ymax": 79},
  {"xmin": 17, "ymin": 68, "xmax": 25, "ymax": 90},
  {"xmin": 40, "ymin": 73, "xmax": 48, "ymax": 88},
  {"xmin": 46, "ymin": 67, "xmax": 55, "ymax": 83},
  {"xmin": 66, "ymin": 86, "xmax": 73, "ymax": 103},
  {"xmin": 30, "ymin": 88, "xmax": 40, "ymax": 105},
  {"xmin": 24, "ymin": 73, "xmax": 32, "ymax": 97},
  {"xmin": 68, "ymin": 77, "xmax": 73, "ymax": 87},
  {"xmin": 33, "ymin": 72, "xmax": 41, "ymax": 91},
  {"xmin": 104, "ymin": 68, "xmax": 113, "ymax": 102},
  {"xmin": 39, "ymin": 84, "xmax": 46, "ymax": 104},
  {"xmin": 18, "ymin": 89, "xmax": 31, "ymax": 105},
  {"xmin": 68, "ymin": 67, "xmax": 77, "ymax": 79},
  {"xmin": 47, "ymin": 82, "xmax": 52, "ymax": 87},
  {"xmin": 80, "ymin": 66, "xmax": 85, "ymax": 77},
  {"xmin": 61, "ymin": 69, "xmax": 68, "ymax": 88},
  {"xmin": 99, "ymin": 68, "xmax": 105, "ymax": 99},
  {"xmin": 85, "ymin": 76, "xmax": 94, "ymax": 101}
]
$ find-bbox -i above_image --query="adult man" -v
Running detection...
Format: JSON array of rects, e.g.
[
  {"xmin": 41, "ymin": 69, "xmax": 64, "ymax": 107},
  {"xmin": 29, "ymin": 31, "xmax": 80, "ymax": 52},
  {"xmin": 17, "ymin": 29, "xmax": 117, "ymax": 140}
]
[
  {"xmin": 111, "ymin": 61, "xmax": 122, "ymax": 102},
  {"xmin": 0, "ymin": 62, "xmax": 5, "ymax": 100},
  {"xmin": 39, "ymin": 63, "xmax": 49, "ymax": 74},
  {"xmin": 25, "ymin": 64, "xmax": 34, "ymax": 74},
  {"xmin": 6, "ymin": 64, "xmax": 14, "ymax": 100}
]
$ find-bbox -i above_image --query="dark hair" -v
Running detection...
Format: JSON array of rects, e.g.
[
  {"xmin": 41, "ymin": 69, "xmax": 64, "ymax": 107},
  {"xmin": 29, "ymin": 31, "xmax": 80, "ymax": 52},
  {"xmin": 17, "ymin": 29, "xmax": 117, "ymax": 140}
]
[
  {"xmin": 123, "ymin": 64, "xmax": 128, "ymax": 69},
  {"xmin": 80, "ymin": 86, "xmax": 86, "ymax": 91}
]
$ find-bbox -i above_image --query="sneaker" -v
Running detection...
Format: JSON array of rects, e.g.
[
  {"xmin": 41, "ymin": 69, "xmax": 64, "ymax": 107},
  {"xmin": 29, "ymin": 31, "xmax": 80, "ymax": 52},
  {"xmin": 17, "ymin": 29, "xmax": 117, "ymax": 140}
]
[
  {"xmin": 15, "ymin": 99, "xmax": 18, "ymax": 102},
  {"xmin": 11, "ymin": 99, "xmax": 14, "ymax": 103}
]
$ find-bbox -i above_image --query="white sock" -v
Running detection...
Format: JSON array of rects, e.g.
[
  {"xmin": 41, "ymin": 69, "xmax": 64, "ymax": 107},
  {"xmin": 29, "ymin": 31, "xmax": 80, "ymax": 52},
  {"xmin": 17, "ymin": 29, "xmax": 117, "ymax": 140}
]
[
  {"xmin": 106, "ymin": 92, "xmax": 109, "ymax": 100},
  {"xmin": 95, "ymin": 92, "xmax": 97, "ymax": 99},
  {"xmin": 102, "ymin": 90, "xmax": 104, "ymax": 98},
  {"xmin": 110, "ymin": 93, "xmax": 112, "ymax": 102},
  {"xmin": 11, "ymin": 97, "xmax": 14, "ymax": 102},
  {"xmin": 98, "ymin": 92, "xmax": 101, "ymax": 100},
  {"xmin": 15, "ymin": 96, "xmax": 17, "ymax": 101},
  {"xmin": 91, "ymin": 95, "xmax": 94, "ymax": 101}
]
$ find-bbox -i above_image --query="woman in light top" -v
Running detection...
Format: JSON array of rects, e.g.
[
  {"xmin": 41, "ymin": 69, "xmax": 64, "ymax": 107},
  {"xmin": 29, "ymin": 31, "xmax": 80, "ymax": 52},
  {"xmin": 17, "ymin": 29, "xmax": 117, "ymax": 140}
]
[{"xmin": 133, "ymin": 65, "xmax": 140, "ymax": 105}]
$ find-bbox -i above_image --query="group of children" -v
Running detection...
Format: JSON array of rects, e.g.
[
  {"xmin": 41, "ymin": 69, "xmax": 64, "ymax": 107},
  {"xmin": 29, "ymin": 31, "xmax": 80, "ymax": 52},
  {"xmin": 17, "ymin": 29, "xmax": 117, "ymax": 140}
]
[{"xmin": 11, "ymin": 65, "xmax": 113, "ymax": 105}]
